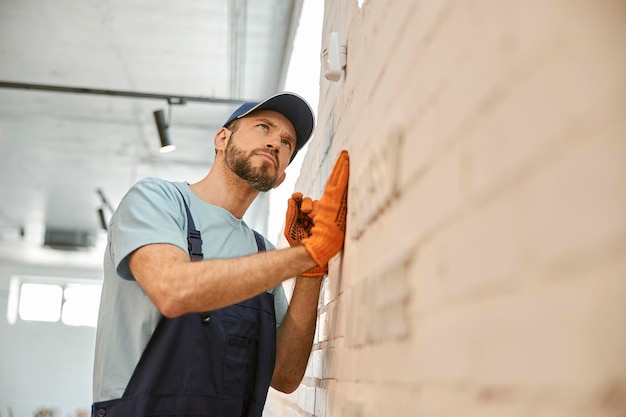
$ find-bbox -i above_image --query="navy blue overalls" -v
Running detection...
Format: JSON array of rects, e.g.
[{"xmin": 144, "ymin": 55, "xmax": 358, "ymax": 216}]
[{"xmin": 92, "ymin": 189, "xmax": 277, "ymax": 417}]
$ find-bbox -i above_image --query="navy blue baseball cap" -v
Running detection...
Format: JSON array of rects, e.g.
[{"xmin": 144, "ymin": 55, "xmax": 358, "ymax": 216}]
[{"xmin": 222, "ymin": 92, "xmax": 315, "ymax": 163}]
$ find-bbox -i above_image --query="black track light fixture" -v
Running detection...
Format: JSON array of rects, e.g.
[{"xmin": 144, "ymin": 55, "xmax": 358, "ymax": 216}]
[
  {"xmin": 153, "ymin": 107, "xmax": 176, "ymax": 153},
  {"xmin": 96, "ymin": 188, "xmax": 116, "ymax": 231}
]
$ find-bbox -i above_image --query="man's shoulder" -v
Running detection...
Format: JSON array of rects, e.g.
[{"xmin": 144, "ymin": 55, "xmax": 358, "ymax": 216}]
[
  {"xmin": 130, "ymin": 177, "xmax": 186, "ymax": 200},
  {"xmin": 133, "ymin": 176, "xmax": 176, "ymax": 189},
  {"xmin": 114, "ymin": 177, "xmax": 187, "ymax": 220}
]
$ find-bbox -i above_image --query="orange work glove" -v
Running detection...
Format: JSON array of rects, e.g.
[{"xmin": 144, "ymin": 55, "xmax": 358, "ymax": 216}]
[
  {"xmin": 284, "ymin": 192, "xmax": 328, "ymax": 277},
  {"xmin": 301, "ymin": 150, "xmax": 349, "ymax": 266}
]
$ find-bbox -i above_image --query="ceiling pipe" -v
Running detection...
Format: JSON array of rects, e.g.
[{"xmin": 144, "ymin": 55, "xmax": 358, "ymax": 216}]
[{"xmin": 0, "ymin": 80, "xmax": 248, "ymax": 105}]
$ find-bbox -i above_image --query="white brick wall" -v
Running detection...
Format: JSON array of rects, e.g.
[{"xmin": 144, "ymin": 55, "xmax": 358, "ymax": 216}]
[{"xmin": 266, "ymin": 0, "xmax": 626, "ymax": 415}]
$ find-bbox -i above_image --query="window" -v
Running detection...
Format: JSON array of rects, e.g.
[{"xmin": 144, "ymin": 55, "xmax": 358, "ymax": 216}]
[
  {"xmin": 18, "ymin": 283, "xmax": 63, "ymax": 322},
  {"xmin": 7, "ymin": 276, "xmax": 102, "ymax": 327}
]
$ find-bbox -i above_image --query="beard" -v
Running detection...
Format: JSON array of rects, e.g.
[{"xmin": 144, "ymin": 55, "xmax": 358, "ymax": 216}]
[{"xmin": 224, "ymin": 135, "xmax": 280, "ymax": 192}]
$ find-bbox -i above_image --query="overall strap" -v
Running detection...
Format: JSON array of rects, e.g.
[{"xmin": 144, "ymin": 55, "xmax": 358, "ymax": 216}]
[
  {"xmin": 173, "ymin": 186, "xmax": 203, "ymax": 261},
  {"xmin": 253, "ymin": 230, "xmax": 266, "ymax": 252}
]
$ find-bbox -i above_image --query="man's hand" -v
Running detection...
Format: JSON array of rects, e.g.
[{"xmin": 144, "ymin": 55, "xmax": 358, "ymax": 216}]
[
  {"xmin": 284, "ymin": 193, "xmax": 328, "ymax": 277},
  {"xmin": 301, "ymin": 150, "xmax": 349, "ymax": 266},
  {"xmin": 285, "ymin": 192, "xmax": 314, "ymax": 246}
]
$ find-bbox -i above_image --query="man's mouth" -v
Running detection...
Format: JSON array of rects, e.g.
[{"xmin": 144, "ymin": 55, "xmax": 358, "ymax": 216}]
[{"xmin": 256, "ymin": 152, "xmax": 278, "ymax": 169}]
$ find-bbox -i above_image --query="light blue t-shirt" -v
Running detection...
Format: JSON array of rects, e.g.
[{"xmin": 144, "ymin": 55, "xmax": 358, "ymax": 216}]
[{"xmin": 92, "ymin": 177, "xmax": 288, "ymax": 402}]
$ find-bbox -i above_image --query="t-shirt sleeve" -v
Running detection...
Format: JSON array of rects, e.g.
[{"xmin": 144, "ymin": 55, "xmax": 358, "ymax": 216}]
[{"xmin": 110, "ymin": 178, "xmax": 188, "ymax": 280}]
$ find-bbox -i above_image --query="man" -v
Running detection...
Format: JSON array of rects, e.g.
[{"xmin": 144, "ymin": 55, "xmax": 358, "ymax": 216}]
[{"xmin": 91, "ymin": 91, "xmax": 349, "ymax": 417}]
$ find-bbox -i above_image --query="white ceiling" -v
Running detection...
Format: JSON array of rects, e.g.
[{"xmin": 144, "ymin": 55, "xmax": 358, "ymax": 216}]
[{"xmin": 0, "ymin": 0, "xmax": 304, "ymax": 267}]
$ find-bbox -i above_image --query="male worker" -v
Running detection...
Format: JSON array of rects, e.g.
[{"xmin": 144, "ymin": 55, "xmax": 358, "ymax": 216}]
[{"xmin": 91, "ymin": 91, "xmax": 349, "ymax": 417}]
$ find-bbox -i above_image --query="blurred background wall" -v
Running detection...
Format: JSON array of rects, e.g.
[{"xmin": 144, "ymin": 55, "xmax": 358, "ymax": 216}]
[{"xmin": 0, "ymin": 0, "xmax": 322, "ymax": 415}]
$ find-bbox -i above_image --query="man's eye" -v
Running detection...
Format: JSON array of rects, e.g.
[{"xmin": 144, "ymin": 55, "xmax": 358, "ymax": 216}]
[
  {"xmin": 282, "ymin": 139, "xmax": 292, "ymax": 149},
  {"xmin": 258, "ymin": 124, "xmax": 268, "ymax": 131}
]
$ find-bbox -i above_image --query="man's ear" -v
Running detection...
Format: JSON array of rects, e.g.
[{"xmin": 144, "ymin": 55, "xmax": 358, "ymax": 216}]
[
  {"xmin": 273, "ymin": 172, "xmax": 287, "ymax": 189},
  {"xmin": 214, "ymin": 127, "xmax": 230, "ymax": 152}
]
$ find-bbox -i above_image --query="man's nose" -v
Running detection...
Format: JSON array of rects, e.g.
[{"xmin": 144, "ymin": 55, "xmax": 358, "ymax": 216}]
[{"xmin": 265, "ymin": 135, "xmax": 281, "ymax": 151}]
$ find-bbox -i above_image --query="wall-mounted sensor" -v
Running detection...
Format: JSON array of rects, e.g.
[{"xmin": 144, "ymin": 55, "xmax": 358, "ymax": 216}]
[{"xmin": 322, "ymin": 32, "xmax": 347, "ymax": 82}]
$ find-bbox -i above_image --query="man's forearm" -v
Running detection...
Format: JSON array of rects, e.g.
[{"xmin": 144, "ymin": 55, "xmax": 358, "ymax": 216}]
[
  {"xmin": 129, "ymin": 243, "xmax": 318, "ymax": 317},
  {"xmin": 271, "ymin": 276, "xmax": 323, "ymax": 393}
]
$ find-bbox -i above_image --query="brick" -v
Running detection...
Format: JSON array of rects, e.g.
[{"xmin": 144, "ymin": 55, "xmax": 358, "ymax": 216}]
[
  {"xmin": 441, "ymin": 190, "xmax": 521, "ymax": 298},
  {"xmin": 310, "ymin": 349, "xmax": 323, "ymax": 380},
  {"xmin": 314, "ymin": 386, "xmax": 327, "ymax": 416},
  {"xmin": 520, "ymin": 134, "xmax": 626, "ymax": 265},
  {"xmin": 461, "ymin": 260, "xmax": 626, "ymax": 390},
  {"xmin": 397, "ymin": 145, "xmax": 463, "ymax": 241},
  {"xmin": 361, "ymin": 0, "xmax": 420, "ymax": 103},
  {"xmin": 316, "ymin": 310, "xmax": 327, "ymax": 344},
  {"xmin": 348, "ymin": 127, "xmax": 402, "ymax": 238},
  {"xmin": 347, "ymin": 147, "xmax": 462, "ymax": 273},
  {"xmin": 323, "ymin": 298, "xmax": 344, "ymax": 345},
  {"xmin": 410, "ymin": 237, "xmax": 446, "ymax": 313},
  {"xmin": 325, "ymin": 345, "xmax": 355, "ymax": 382}
]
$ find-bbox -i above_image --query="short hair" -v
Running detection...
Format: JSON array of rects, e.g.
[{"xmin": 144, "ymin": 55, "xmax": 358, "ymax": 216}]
[
  {"xmin": 215, "ymin": 119, "xmax": 242, "ymax": 155},
  {"xmin": 225, "ymin": 118, "xmax": 241, "ymax": 133}
]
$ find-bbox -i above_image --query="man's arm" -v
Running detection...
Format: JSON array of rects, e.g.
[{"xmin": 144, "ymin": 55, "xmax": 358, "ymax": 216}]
[
  {"xmin": 268, "ymin": 150, "xmax": 350, "ymax": 392},
  {"xmin": 128, "ymin": 243, "xmax": 316, "ymax": 318},
  {"xmin": 131, "ymin": 150, "xmax": 349, "ymax": 318},
  {"xmin": 271, "ymin": 276, "xmax": 323, "ymax": 393}
]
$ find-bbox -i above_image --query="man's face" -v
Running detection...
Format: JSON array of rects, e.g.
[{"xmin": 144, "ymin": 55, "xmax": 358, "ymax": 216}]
[{"xmin": 223, "ymin": 110, "xmax": 297, "ymax": 192}]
